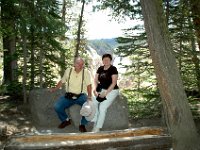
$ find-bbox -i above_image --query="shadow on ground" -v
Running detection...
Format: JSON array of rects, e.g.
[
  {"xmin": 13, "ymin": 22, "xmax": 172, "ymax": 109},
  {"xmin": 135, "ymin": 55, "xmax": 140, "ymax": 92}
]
[{"xmin": 0, "ymin": 96, "xmax": 200, "ymax": 149}]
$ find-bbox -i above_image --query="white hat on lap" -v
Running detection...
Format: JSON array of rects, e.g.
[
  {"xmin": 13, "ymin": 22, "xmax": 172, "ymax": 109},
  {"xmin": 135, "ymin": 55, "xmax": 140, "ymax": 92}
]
[{"xmin": 80, "ymin": 101, "xmax": 96, "ymax": 121}]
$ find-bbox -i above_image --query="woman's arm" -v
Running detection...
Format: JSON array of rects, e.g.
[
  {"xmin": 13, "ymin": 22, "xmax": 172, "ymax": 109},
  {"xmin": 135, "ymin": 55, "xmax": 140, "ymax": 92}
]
[
  {"xmin": 99, "ymin": 74, "xmax": 118, "ymax": 98},
  {"xmin": 93, "ymin": 73, "xmax": 99, "ymax": 96}
]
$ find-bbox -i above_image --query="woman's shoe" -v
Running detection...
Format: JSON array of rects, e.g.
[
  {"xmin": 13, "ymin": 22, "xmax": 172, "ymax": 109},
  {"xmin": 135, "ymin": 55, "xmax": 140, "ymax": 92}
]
[{"xmin": 92, "ymin": 127, "xmax": 100, "ymax": 133}]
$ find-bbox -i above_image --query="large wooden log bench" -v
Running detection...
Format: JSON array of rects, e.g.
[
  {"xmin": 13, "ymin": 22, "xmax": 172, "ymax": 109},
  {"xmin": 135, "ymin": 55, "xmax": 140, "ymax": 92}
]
[
  {"xmin": 29, "ymin": 89, "xmax": 129, "ymax": 132},
  {"xmin": 4, "ymin": 127, "xmax": 172, "ymax": 150}
]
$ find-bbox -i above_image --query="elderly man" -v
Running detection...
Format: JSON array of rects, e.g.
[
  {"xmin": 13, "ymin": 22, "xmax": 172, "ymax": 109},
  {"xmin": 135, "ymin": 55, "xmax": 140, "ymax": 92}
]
[{"xmin": 50, "ymin": 57, "xmax": 92, "ymax": 132}]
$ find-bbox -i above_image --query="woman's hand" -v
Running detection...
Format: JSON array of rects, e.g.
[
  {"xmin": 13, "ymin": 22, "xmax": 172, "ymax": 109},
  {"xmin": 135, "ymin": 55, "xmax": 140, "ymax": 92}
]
[
  {"xmin": 93, "ymin": 90, "xmax": 98, "ymax": 97},
  {"xmin": 99, "ymin": 91, "xmax": 107, "ymax": 98}
]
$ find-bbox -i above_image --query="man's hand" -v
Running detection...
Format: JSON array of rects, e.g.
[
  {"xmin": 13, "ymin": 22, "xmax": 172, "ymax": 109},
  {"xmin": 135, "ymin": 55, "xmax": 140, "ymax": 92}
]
[
  {"xmin": 87, "ymin": 97, "xmax": 92, "ymax": 101},
  {"xmin": 49, "ymin": 81, "xmax": 62, "ymax": 93},
  {"xmin": 49, "ymin": 88, "xmax": 57, "ymax": 93}
]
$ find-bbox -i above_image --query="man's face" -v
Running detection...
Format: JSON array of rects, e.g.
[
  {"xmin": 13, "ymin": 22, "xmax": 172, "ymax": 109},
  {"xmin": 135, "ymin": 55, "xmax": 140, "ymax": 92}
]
[{"xmin": 74, "ymin": 58, "xmax": 84, "ymax": 70}]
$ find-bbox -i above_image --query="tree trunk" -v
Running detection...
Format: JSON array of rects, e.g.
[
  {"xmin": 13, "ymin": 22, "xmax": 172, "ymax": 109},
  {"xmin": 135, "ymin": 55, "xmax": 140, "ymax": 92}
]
[
  {"xmin": 190, "ymin": 0, "xmax": 200, "ymax": 51},
  {"xmin": 1, "ymin": 1, "xmax": 17, "ymax": 84},
  {"xmin": 140, "ymin": 0, "xmax": 200, "ymax": 149},
  {"xmin": 189, "ymin": 0, "xmax": 200, "ymax": 93},
  {"xmin": 30, "ymin": 27, "xmax": 35, "ymax": 90},
  {"xmin": 0, "ymin": 6, "xmax": 3, "ymax": 84},
  {"xmin": 74, "ymin": 0, "xmax": 85, "ymax": 59},
  {"xmin": 60, "ymin": 0, "xmax": 66, "ymax": 76},
  {"xmin": 18, "ymin": 0, "xmax": 28, "ymax": 103},
  {"xmin": 188, "ymin": 16, "xmax": 200, "ymax": 94},
  {"xmin": 22, "ymin": 35, "xmax": 28, "ymax": 103},
  {"xmin": 3, "ymin": 36, "xmax": 17, "ymax": 84},
  {"xmin": 30, "ymin": 0, "xmax": 35, "ymax": 90},
  {"xmin": 39, "ymin": 48, "xmax": 44, "ymax": 88},
  {"xmin": 191, "ymin": 36, "xmax": 200, "ymax": 93}
]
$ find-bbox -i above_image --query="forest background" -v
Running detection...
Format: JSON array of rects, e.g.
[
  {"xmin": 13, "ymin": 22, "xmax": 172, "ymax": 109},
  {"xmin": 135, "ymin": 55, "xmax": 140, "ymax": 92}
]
[{"xmin": 0, "ymin": 0, "xmax": 199, "ymax": 120}]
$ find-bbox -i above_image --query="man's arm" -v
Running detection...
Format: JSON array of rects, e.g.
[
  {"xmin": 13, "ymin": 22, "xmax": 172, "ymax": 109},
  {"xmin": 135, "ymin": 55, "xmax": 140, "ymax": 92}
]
[
  {"xmin": 50, "ymin": 80, "xmax": 63, "ymax": 92},
  {"xmin": 50, "ymin": 68, "xmax": 69, "ymax": 92},
  {"xmin": 87, "ymin": 84, "xmax": 92, "ymax": 101}
]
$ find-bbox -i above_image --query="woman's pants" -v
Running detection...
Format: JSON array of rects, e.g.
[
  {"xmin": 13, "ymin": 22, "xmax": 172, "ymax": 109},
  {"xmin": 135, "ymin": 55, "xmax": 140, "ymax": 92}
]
[
  {"xmin": 54, "ymin": 93, "xmax": 88, "ymax": 125},
  {"xmin": 92, "ymin": 89, "xmax": 119, "ymax": 128}
]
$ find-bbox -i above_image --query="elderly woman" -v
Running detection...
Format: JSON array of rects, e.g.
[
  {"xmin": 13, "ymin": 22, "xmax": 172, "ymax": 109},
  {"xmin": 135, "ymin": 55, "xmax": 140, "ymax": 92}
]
[{"xmin": 92, "ymin": 53, "xmax": 119, "ymax": 132}]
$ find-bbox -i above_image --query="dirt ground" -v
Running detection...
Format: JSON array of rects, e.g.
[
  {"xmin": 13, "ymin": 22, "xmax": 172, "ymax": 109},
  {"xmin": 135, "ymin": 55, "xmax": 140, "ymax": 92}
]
[{"xmin": 0, "ymin": 96, "xmax": 200, "ymax": 149}]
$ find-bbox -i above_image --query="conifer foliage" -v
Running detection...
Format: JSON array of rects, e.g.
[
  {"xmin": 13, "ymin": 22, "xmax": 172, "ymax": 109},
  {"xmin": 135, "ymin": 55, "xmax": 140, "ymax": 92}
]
[{"xmin": 0, "ymin": 0, "xmax": 69, "ymax": 101}]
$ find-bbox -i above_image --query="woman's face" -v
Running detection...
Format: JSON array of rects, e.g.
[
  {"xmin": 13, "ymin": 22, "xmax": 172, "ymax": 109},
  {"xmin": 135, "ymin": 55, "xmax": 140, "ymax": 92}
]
[{"xmin": 102, "ymin": 57, "xmax": 111, "ymax": 66}]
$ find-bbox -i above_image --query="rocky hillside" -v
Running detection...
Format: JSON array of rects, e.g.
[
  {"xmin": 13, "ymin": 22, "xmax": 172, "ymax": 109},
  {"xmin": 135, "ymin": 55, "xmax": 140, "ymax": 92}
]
[{"xmin": 87, "ymin": 38, "xmax": 118, "ymax": 56}]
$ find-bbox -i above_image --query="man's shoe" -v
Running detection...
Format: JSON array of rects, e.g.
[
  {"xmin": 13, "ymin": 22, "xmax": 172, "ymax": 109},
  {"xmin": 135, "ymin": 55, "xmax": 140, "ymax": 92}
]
[
  {"xmin": 79, "ymin": 125, "xmax": 87, "ymax": 132},
  {"xmin": 58, "ymin": 119, "xmax": 71, "ymax": 129}
]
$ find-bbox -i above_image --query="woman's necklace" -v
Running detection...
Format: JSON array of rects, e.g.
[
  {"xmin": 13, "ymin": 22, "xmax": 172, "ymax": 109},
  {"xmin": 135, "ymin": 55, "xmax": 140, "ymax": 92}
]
[{"xmin": 104, "ymin": 65, "xmax": 111, "ymax": 70}]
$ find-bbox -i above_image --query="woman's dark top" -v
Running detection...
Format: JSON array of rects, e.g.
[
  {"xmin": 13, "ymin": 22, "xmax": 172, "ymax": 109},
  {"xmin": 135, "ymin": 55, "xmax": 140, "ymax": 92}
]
[{"xmin": 97, "ymin": 65, "xmax": 119, "ymax": 90}]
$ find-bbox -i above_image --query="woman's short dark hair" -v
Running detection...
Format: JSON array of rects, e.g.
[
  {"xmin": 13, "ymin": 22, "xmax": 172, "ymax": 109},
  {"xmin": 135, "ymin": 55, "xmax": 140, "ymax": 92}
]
[{"xmin": 102, "ymin": 53, "xmax": 112, "ymax": 60}]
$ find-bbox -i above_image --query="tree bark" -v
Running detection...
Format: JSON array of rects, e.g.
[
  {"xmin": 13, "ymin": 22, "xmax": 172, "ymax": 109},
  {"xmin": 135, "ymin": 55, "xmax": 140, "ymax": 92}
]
[
  {"xmin": 0, "ymin": 7, "xmax": 3, "ymax": 84},
  {"xmin": 30, "ymin": 26, "xmax": 35, "ymax": 90},
  {"xmin": 39, "ymin": 48, "xmax": 44, "ymax": 88},
  {"xmin": 60, "ymin": 0, "xmax": 66, "ymax": 77},
  {"xmin": 18, "ymin": 0, "xmax": 28, "ymax": 103},
  {"xmin": 1, "ymin": 1, "xmax": 17, "ymax": 84},
  {"xmin": 30, "ymin": 0, "xmax": 36, "ymax": 90},
  {"xmin": 191, "ymin": 36, "xmax": 200, "ymax": 93},
  {"xmin": 188, "ymin": 16, "xmax": 200, "ymax": 94},
  {"xmin": 74, "ymin": 0, "xmax": 85, "ymax": 59},
  {"xmin": 190, "ymin": 0, "xmax": 200, "ymax": 51},
  {"xmin": 140, "ymin": 0, "xmax": 200, "ymax": 149},
  {"xmin": 189, "ymin": 0, "xmax": 200, "ymax": 93},
  {"xmin": 22, "ymin": 35, "xmax": 28, "ymax": 103}
]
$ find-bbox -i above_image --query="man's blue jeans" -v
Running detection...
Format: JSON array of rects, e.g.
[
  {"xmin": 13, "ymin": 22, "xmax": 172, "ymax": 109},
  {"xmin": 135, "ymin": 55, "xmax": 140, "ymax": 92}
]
[{"xmin": 54, "ymin": 93, "xmax": 88, "ymax": 125}]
